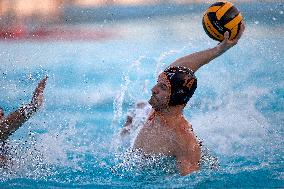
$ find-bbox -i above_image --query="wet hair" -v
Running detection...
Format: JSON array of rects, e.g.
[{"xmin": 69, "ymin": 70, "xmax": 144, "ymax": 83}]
[{"xmin": 163, "ymin": 66, "xmax": 197, "ymax": 106}]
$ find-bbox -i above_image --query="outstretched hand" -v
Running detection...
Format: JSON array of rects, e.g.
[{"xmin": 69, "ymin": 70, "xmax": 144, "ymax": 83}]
[
  {"xmin": 0, "ymin": 76, "xmax": 48, "ymax": 141},
  {"xmin": 31, "ymin": 76, "xmax": 48, "ymax": 108},
  {"xmin": 217, "ymin": 22, "xmax": 245, "ymax": 54}
]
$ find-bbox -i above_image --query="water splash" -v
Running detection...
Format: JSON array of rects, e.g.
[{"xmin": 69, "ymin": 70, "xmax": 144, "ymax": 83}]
[{"xmin": 154, "ymin": 48, "xmax": 185, "ymax": 78}]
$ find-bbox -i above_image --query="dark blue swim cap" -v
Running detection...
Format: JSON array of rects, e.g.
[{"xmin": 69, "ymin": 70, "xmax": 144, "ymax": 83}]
[{"xmin": 163, "ymin": 66, "xmax": 197, "ymax": 106}]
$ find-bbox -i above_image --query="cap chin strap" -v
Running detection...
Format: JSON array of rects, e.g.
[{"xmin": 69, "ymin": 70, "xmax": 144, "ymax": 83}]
[{"xmin": 159, "ymin": 72, "xmax": 172, "ymax": 107}]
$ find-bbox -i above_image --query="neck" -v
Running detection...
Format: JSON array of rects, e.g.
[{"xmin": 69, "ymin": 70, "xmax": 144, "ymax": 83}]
[{"xmin": 155, "ymin": 105, "xmax": 184, "ymax": 118}]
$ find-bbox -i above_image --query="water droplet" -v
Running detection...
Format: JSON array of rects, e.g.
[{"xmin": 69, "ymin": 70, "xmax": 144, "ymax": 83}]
[
  {"xmin": 272, "ymin": 17, "xmax": 277, "ymax": 21},
  {"xmin": 280, "ymin": 11, "xmax": 283, "ymax": 15},
  {"xmin": 254, "ymin": 21, "xmax": 259, "ymax": 25}
]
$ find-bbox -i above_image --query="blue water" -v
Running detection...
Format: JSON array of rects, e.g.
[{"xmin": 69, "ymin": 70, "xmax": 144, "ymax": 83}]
[{"xmin": 0, "ymin": 7, "xmax": 283, "ymax": 188}]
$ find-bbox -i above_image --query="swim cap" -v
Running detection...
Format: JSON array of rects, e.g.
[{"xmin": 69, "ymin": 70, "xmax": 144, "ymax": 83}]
[{"xmin": 163, "ymin": 66, "xmax": 197, "ymax": 106}]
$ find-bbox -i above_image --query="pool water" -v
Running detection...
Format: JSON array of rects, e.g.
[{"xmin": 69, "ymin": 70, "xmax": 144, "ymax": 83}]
[{"xmin": 0, "ymin": 5, "xmax": 283, "ymax": 188}]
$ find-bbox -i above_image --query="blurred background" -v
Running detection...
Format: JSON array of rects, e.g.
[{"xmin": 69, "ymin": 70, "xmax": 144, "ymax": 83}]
[{"xmin": 0, "ymin": 0, "xmax": 282, "ymax": 40}]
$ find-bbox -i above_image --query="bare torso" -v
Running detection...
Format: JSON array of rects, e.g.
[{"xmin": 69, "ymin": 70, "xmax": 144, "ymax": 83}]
[
  {"xmin": 133, "ymin": 114, "xmax": 176, "ymax": 155},
  {"xmin": 133, "ymin": 111, "xmax": 199, "ymax": 157}
]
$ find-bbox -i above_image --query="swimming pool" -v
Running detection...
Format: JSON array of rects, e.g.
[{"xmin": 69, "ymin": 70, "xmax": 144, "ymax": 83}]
[{"xmin": 0, "ymin": 3, "xmax": 283, "ymax": 188}]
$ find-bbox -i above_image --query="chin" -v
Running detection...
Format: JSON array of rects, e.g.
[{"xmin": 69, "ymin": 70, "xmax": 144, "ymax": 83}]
[
  {"xmin": 149, "ymin": 101, "xmax": 157, "ymax": 110},
  {"xmin": 149, "ymin": 97, "xmax": 167, "ymax": 111},
  {"xmin": 148, "ymin": 97, "xmax": 155, "ymax": 106},
  {"xmin": 149, "ymin": 103, "xmax": 165, "ymax": 112},
  {"xmin": 149, "ymin": 99, "xmax": 157, "ymax": 109}
]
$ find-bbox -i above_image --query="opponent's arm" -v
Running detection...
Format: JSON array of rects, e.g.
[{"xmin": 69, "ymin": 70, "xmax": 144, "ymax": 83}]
[
  {"xmin": 120, "ymin": 115, "xmax": 133, "ymax": 136},
  {"xmin": 120, "ymin": 102, "xmax": 149, "ymax": 137},
  {"xmin": 170, "ymin": 23, "xmax": 245, "ymax": 72},
  {"xmin": 0, "ymin": 76, "xmax": 48, "ymax": 141}
]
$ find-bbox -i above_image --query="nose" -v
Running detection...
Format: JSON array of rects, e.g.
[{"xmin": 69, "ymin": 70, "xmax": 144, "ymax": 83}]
[{"xmin": 151, "ymin": 85, "xmax": 159, "ymax": 94}]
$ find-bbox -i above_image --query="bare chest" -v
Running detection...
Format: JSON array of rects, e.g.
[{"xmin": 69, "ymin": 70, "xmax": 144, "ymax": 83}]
[{"xmin": 133, "ymin": 120, "xmax": 177, "ymax": 155}]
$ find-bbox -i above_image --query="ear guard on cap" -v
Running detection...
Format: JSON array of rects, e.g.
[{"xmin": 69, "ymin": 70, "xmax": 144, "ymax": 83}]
[{"xmin": 163, "ymin": 66, "xmax": 197, "ymax": 106}]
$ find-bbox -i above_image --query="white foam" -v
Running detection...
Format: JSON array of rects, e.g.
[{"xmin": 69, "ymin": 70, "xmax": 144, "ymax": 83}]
[
  {"xmin": 191, "ymin": 86, "xmax": 270, "ymax": 157},
  {"xmin": 48, "ymin": 84, "xmax": 117, "ymax": 106}
]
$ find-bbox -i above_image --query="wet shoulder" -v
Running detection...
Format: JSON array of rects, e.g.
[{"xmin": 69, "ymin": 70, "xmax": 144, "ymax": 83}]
[{"xmin": 174, "ymin": 119, "xmax": 197, "ymax": 150}]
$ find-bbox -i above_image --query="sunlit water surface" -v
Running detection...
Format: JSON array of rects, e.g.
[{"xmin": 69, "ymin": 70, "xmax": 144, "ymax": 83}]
[{"xmin": 0, "ymin": 10, "xmax": 283, "ymax": 188}]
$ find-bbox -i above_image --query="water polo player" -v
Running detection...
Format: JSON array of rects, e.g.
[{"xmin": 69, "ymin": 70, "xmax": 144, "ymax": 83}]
[{"xmin": 122, "ymin": 24, "xmax": 245, "ymax": 176}]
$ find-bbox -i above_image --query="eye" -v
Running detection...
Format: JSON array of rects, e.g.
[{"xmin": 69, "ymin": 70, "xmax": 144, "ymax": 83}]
[{"xmin": 160, "ymin": 84, "xmax": 168, "ymax": 91}]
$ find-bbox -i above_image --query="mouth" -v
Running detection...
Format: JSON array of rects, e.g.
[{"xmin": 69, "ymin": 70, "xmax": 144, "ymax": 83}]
[
  {"xmin": 151, "ymin": 94, "xmax": 157, "ymax": 100},
  {"xmin": 149, "ymin": 95, "xmax": 157, "ymax": 104}
]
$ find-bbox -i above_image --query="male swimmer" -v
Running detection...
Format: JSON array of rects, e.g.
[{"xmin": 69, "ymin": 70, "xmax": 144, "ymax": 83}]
[
  {"xmin": 0, "ymin": 76, "xmax": 48, "ymax": 164},
  {"xmin": 121, "ymin": 24, "xmax": 245, "ymax": 176}
]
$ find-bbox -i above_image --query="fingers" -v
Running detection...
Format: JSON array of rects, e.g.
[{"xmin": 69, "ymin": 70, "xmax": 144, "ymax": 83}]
[
  {"xmin": 37, "ymin": 75, "xmax": 48, "ymax": 91},
  {"xmin": 40, "ymin": 75, "xmax": 48, "ymax": 86},
  {"xmin": 216, "ymin": 22, "xmax": 244, "ymax": 53},
  {"xmin": 224, "ymin": 31, "xmax": 230, "ymax": 40},
  {"xmin": 219, "ymin": 31, "xmax": 229, "ymax": 47},
  {"xmin": 30, "ymin": 76, "xmax": 48, "ymax": 108},
  {"xmin": 221, "ymin": 31, "xmax": 229, "ymax": 43},
  {"xmin": 33, "ymin": 76, "xmax": 48, "ymax": 98},
  {"xmin": 237, "ymin": 21, "xmax": 245, "ymax": 40},
  {"xmin": 233, "ymin": 21, "xmax": 245, "ymax": 43}
]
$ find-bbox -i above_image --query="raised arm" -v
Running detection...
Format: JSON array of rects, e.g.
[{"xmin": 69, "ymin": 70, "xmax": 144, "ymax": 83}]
[
  {"xmin": 0, "ymin": 76, "xmax": 48, "ymax": 141},
  {"xmin": 170, "ymin": 23, "xmax": 245, "ymax": 72}
]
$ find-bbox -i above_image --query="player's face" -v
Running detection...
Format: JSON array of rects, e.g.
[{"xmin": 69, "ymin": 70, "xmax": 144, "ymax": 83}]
[{"xmin": 149, "ymin": 74, "xmax": 171, "ymax": 111}]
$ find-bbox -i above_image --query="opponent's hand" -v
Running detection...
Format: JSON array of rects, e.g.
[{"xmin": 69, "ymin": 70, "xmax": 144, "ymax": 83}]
[
  {"xmin": 217, "ymin": 22, "xmax": 245, "ymax": 53},
  {"xmin": 31, "ymin": 76, "xmax": 48, "ymax": 108}
]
